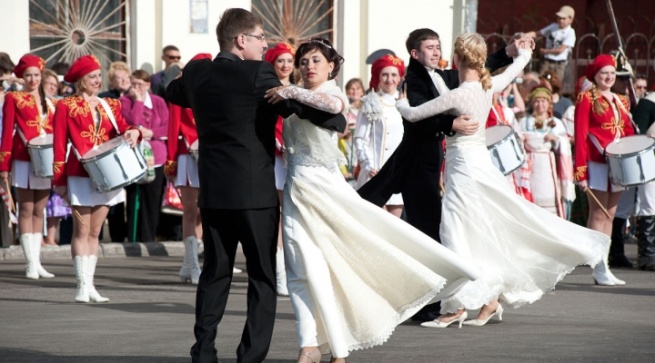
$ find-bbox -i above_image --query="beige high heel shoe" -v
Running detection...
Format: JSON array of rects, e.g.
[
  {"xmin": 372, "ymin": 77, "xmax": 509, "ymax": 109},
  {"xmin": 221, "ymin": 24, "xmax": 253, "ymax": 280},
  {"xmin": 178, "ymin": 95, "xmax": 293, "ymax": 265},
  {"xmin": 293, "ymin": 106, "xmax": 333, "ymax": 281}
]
[
  {"xmin": 463, "ymin": 304, "xmax": 503, "ymax": 327},
  {"xmin": 298, "ymin": 348, "xmax": 321, "ymax": 363},
  {"xmin": 421, "ymin": 310, "xmax": 468, "ymax": 328}
]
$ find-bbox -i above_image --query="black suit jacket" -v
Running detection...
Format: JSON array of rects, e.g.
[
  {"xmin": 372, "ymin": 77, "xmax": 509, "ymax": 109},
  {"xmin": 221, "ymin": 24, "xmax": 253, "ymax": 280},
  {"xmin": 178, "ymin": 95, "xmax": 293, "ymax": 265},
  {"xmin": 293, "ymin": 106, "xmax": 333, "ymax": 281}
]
[
  {"xmin": 167, "ymin": 52, "xmax": 345, "ymax": 210},
  {"xmin": 358, "ymin": 48, "xmax": 513, "ymax": 207},
  {"xmin": 633, "ymin": 96, "xmax": 655, "ymax": 134}
]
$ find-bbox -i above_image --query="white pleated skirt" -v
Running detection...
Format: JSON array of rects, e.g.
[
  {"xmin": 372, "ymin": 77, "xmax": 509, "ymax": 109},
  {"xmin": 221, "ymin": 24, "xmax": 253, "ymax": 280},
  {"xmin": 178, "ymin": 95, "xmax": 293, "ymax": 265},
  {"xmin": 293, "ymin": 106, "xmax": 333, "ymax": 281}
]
[
  {"xmin": 10, "ymin": 160, "xmax": 51, "ymax": 190},
  {"xmin": 68, "ymin": 176, "xmax": 125, "ymax": 207},
  {"xmin": 174, "ymin": 155, "xmax": 199, "ymax": 188}
]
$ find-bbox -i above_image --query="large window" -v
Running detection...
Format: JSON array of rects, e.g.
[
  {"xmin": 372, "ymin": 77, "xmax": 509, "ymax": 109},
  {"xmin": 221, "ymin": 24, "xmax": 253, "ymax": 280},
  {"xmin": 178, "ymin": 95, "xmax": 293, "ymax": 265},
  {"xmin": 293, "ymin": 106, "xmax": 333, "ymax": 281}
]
[
  {"xmin": 252, "ymin": 0, "xmax": 334, "ymax": 47},
  {"xmin": 29, "ymin": 0, "xmax": 128, "ymax": 68}
]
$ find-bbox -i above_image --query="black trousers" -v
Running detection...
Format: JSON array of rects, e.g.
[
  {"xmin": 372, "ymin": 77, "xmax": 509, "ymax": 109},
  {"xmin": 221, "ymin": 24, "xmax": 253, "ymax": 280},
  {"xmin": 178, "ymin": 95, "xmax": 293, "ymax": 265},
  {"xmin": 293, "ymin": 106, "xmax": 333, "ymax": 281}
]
[
  {"xmin": 107, "ymin": 202, "xmax": 127, "ymax": 242},
  {"xmin": 191, "ymin": 207, "xmax": 279, "ymax": 363},
  {"xmin": 126, "ymin": 167, "xmax": 165, "ymax": 242}
]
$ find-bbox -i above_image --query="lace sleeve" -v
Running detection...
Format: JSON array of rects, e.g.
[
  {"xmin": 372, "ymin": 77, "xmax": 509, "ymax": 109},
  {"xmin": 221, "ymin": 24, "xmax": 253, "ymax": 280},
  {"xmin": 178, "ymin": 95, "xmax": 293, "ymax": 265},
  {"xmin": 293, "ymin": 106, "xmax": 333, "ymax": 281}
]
[
  {"xmin": 395, "ymin": 91, "xmax": 459, "ymax": 122},
  {"xmin": 491, "ymin": 48, "xmax": 532, "ymax": 93},
  {"xmin": 277, "ymin": 85, "xmax": 344, "ymax": 114}
]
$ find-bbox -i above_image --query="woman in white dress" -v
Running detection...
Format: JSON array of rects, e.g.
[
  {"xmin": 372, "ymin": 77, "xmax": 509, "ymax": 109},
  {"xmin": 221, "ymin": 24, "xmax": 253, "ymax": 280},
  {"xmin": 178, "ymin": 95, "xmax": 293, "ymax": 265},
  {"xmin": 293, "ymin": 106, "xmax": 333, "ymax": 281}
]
[
  {"xmin": 518, "ymin": 86, "xmax": 575, "ymax": 217},
  {"xmin": 396, "ymin": 33, "xmax": 608, "ymax": 328},
  {"xmin": 266, "ymin": 38, "xmax": 479, "ymax": 363},
  {"xmin": 354, "ymin": 54, "xmax": 405, "ymax": 217}
]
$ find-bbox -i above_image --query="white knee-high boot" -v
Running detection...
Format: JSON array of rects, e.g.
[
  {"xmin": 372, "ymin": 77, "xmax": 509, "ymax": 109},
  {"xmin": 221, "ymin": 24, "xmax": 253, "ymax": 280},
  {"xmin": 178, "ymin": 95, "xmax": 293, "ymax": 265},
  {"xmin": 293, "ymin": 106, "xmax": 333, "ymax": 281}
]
[
  {"xmin": 74, "ymin": 256, "xmax": 89, "ymax": 303},
  {"xmin": 20, "ymin": 234, "xmax": 39, "ymax": 279},
  {"xmin": 31, "ymin": 233, "xmax": 54, "ymax": 278},
  {"xmin": 276, "ymin": 247, "xmax": 289, "ymax": 296},
  {"xmin": 85, "ymin": 255, "xmax": 109, "ymax": 302},
  {"xmin": 180, "ymin": 236, "xmax": 201, "ymax": 284}
]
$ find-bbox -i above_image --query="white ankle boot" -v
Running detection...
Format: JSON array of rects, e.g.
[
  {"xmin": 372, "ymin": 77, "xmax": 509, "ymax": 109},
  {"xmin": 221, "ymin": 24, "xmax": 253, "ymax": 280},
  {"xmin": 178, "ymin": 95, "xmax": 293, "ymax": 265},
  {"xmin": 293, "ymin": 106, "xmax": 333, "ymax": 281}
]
[
  {"xmin": 180, "ymin": 236, "xmax": 201, "ymax": 284},
  {"xmin": 85, "ymin": 255, "xmax": 109, "ymax": 302},
  {"xmin": 592, "ymin": 245, "xmax": 626, "ymax": 286},
  {"xmin": 276, "ymin": 247, "xmax": 289, "ymax": 296},
  {"xmin": 32, "ymin": 233, "xmax": 54, "ymax": 278},
  {"xmin": 20, "ymin": 234, "xmax": 39, "ymax": 279},
  {"xmin": 74, "ymin": 256, "xmax": 89, "ymax": 303}
]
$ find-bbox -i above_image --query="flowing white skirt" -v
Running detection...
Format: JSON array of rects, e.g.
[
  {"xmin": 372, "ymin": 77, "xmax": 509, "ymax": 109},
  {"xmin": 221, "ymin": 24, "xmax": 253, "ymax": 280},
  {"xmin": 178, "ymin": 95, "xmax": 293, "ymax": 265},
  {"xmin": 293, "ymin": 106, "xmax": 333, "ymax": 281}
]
[
  {"xmin": 439, "ymin": 144, "xmax": 609, "ymax": 313},
  {"xmin": 283, "ymin": 163, "xmax": 479, "ymax": 358}
]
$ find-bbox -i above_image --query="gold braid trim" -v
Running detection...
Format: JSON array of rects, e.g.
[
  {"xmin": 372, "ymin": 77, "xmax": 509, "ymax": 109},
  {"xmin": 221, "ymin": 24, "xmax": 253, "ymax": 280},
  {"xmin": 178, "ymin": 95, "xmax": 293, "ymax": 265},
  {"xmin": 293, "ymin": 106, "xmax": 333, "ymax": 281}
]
[{"xmin": 574, "ymin": 166, "xmax": 587, "ymax": 181}]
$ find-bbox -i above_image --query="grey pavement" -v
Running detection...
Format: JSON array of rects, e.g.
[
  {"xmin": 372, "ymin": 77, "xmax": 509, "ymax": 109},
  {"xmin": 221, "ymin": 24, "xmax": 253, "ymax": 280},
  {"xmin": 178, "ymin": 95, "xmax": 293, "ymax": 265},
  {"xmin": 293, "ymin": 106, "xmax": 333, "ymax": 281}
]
[{"xmin": 0, "ymin": 242, "xmax": 654, "ymax": 363}]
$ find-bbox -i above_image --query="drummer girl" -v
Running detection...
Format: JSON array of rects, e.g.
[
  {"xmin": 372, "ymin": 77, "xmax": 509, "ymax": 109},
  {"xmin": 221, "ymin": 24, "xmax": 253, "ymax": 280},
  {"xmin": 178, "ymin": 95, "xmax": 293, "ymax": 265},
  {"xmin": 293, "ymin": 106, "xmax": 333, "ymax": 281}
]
[
  {"xmin": 574, "ymin": 54, "xmax": 635, "ymax": 286},
  {"xmin": 0, "ymin": 54, "xmax": 56, "ymax": 279},
  {"xmin": 52, "ymin": 55, "xmax": 140, "ymax": 302}
]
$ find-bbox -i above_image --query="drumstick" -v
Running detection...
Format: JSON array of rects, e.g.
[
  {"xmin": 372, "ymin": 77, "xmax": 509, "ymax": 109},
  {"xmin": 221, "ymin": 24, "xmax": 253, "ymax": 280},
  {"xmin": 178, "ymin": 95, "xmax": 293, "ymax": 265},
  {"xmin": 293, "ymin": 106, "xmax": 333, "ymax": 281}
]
[
  {"xmin": 3, "ymin": 178, "xmax": 15, "ymax": 214},
  {"xmin": 62, "ymin": 195, "xmax": 86, "ymax": 225},
  {"xmin": 586, "ymin": 189, "xmax": 611, "ymax": 219}
]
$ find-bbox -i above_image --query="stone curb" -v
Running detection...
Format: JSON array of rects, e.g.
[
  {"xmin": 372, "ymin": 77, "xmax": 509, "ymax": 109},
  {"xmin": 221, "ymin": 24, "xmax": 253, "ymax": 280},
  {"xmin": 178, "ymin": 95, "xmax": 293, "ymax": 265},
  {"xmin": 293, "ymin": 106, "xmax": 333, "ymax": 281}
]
[{"xmin": 0, "ymin": 241, "xmax": 204, "ymax": 260}]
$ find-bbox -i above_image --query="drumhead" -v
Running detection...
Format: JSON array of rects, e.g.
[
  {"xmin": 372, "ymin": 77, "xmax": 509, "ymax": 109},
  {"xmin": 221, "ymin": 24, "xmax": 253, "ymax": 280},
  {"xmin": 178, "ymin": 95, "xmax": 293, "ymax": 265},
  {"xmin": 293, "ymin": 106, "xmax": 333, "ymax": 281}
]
[
  {"xmin": 606, "ymin": 135, "xmax": 654, "ymax": 155},
  {"xmin": 485, "ymin": 125, "xmax": 512, "ymax": 146},
  {"xmin": 81, "ymin": 137, "xmax": 125, "ymax": 160},
  {"xmin": 28, "ymin": 134, "xmax": 53, "ymax": 147}
]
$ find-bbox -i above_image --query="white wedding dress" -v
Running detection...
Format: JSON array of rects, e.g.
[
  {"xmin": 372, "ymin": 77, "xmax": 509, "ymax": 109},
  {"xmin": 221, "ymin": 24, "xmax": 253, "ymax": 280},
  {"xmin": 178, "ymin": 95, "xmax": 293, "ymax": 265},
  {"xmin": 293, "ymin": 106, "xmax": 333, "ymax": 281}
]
[
  {"xmin": 281, "ymin": 80, "xmax": 479, "ymax": 358},
  {"xmin": 396, "ymin": 49, "xmax": 609, "ymax": 313}
]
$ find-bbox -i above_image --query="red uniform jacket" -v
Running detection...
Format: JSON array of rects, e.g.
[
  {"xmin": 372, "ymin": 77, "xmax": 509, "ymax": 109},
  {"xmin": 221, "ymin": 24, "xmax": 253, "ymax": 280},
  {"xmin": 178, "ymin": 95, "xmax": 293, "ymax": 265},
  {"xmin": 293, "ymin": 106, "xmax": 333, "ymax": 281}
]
[
  {"xmin": 52, "ymin": 96, "xmax": 135, "ymax": 186},
  {"xmin": 574, "ymin": 90, "xmax": 635, "ymax": 182},
  {"xmin": 164, "ymin": 103, "xmax": 197, "ymax": 177},
  {"xmin": 0, "ymin": 92, "xmax": 56, "ymax": 171},
  {"xmin": 274, "ymin": 116, "xmax": 284, "ymax": 156}
]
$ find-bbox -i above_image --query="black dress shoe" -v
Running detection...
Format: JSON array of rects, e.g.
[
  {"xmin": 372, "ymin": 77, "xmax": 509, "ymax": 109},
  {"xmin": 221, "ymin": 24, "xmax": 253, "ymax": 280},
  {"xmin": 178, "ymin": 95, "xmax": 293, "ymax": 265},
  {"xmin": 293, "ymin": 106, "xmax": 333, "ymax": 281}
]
[{"xmin": 608, "ymin": 255, "xmax": 634, "ymax": 268}]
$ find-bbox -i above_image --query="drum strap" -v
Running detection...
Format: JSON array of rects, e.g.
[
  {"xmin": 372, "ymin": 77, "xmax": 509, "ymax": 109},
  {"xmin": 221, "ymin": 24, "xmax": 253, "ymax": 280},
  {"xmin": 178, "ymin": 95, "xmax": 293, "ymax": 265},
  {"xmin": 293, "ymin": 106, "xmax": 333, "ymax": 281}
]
[
  {"xmin": 612, "ymin": 93, "xmax": 640, "ymax": 134},
  {"xmin": 70, "ymin": 98, "xmax": 121, "ymax": 161},
  {"xmin": 97, "ymin": 98, "xmax": 121, "ymax": 133},
  {"xmin": 45, "ymin": 98, "xmax": 55, "ymax": 114},
  {"xmin": 587, "ymin": 134, "xmax": 605, "ymax": 156}
]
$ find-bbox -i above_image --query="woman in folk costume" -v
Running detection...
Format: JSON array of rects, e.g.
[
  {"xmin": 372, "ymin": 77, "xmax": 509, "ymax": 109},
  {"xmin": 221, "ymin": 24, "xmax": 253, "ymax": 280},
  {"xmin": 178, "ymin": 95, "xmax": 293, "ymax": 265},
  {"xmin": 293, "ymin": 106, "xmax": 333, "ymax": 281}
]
[
  {"xmin": 395, "ymin": 33, "xmax": 607, "ymax": 328},
  {"xmin": 354, "ymin": 54, "xmax": 405, "ymax": 217},
  {"xmin": 266, "ymin": 38, "xmax": 478, "ymax": 363},
  {"xmin": 517, "ymin": 86, "xmax": 575, "ymax": 217},
  {"xmin": 52, "ymin": 55, "xmax": 140, "ymax": 302},
  {"xmin": 164, "ymin": 53, "xmax": 212, "ymax": 284},
  {"xmin": 574, "ymin": 54, "xmax": 636, "ymax": 286},
  {"xmin": 264, "ymin": 43, "xmax": 296, "ymax": 296},
  {"xmin": 0, "ymin": 54, "xmax": 56, "ymax": 279}
]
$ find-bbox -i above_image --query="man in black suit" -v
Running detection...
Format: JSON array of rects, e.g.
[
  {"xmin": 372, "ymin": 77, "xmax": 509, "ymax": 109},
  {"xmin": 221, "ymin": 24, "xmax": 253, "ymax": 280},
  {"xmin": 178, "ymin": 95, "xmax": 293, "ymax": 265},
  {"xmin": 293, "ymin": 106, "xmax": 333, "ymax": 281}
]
[
  {"xmin": 166, "ymin": 8, "xmax": 345, "ymax": 363},
  {"xmin": 358, "ymin": 28, "xmax": 523, "ymax": 322}
]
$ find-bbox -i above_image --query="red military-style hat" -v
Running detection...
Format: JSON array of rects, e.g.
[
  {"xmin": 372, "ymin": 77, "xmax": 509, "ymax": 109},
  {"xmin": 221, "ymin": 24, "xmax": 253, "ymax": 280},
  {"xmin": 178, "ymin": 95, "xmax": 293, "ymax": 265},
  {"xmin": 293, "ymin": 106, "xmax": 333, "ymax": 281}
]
[
  {"xmin": 190, "ymin": 53, "xmax": 212, "ymax": 62},
  {"xmin": 64, "ymin": 54, "xmax": 101, "ymax": 83},
  {"xmin": 585, "ymin": 54, "xmax": 617, "ymax": 82},
  {"xmin": 264, "ymin": 43, "xmax": 295, "ymax": 64},
  {"xmin": 14, "ymin": 54, "xmax": 45, "ymax": 78},
  {"xmin": 369, "ymin": 54, "xmax": 405, "ymax": 91}
]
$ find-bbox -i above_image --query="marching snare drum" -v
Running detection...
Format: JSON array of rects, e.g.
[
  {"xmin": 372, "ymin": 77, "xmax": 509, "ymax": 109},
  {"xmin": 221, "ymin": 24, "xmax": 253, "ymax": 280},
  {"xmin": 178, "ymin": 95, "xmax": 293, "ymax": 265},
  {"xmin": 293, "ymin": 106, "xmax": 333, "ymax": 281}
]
[
  {"xmin": 27, "ymin": 134, "xmax": 54, "ymax": 178},
  {"xmin": 80, "ymin": 137, "xmax": 147, "ymax": 192},
  {"xmin": 189, "ymin": 140, "xmax": 199, "ymax": 162},
  {"xmin": 605, "ymin": 135, "xmax": 655, "ymax": 187},
  {"xmin": 485, "ymin": 125, "xmax": 526, "ymax": 175}
]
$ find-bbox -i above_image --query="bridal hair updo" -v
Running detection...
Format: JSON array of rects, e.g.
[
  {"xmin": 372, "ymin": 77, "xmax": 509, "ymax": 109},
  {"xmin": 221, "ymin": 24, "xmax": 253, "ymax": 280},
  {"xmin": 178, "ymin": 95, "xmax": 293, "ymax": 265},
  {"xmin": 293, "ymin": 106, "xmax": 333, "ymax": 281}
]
[
  {"xmin": 454, "ymin": 33, "xmax": 491, "ymax": 90},
  {"xmin": 294, "ymin": 37, "xmax": 345, "ymax": 80}
]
